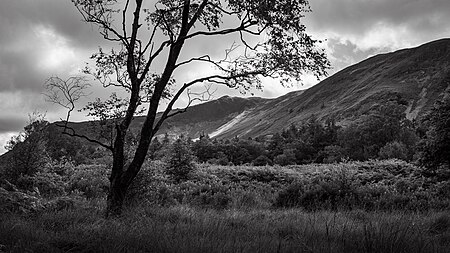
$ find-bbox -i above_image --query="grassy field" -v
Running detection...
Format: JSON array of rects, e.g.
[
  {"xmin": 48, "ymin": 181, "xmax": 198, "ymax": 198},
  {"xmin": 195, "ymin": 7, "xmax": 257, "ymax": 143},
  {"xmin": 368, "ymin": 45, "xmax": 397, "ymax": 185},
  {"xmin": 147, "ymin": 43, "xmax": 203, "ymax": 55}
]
[
  {"xmin": 1, "ymin": 160, "xmax": 450, "ymax": 252},
  {"xmin": 1, "ymin": 205, "xmax": 449, "ymax": 253}
]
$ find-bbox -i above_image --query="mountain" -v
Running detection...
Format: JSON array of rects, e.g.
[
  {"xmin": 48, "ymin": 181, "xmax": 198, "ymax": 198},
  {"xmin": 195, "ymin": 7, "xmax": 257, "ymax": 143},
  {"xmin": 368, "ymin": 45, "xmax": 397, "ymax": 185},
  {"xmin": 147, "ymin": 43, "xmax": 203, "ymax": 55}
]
[
  {"xmin": 184, "ymin": 38, "xmax": 450, "ymax": 139},
  {"xmin": 79, "ymin": 38, "xmax": 450, "ymax": 140},
  {"xmin": 136, "ymin": 96, "xmax": 267, "ymax": 139},
  {"xmin": 3, "ymin": 38, "xmax": 450, "ymax": 154}
]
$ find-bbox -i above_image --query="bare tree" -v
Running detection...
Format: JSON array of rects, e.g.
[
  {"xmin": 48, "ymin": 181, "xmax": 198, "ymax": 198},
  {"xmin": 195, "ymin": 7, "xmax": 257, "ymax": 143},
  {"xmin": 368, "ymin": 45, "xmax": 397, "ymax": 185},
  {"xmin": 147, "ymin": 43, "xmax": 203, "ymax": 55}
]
[
  {"xmin": 44, "ymin": 76, "xmax": 90, "ymax": 127},
  {"xmin": 51, "ymin": 0, "xmax": 330, "ymax": 216}
]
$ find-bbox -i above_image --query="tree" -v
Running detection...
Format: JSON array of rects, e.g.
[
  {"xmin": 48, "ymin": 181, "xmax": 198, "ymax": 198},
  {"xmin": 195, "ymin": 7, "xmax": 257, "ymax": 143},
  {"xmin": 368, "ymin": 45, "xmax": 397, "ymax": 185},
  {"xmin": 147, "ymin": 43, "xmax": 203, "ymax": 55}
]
[
  {"xmin": 165, "ymin": 138, "xmax": 196, "ymax": 182},
  {"xmin": 338, "ymin": 102, "xmax": 409, "ymax": 160},
  {"xmin": 418, "ymin": 93, "xmax": 450, "ymax": 173},
  {"xmin": 49, "ymin": 0, "xmax": 329, "ymax": 216},
  {"xmin": 4, "ymin": 113, "xmax": 49, "ymax": 183}
]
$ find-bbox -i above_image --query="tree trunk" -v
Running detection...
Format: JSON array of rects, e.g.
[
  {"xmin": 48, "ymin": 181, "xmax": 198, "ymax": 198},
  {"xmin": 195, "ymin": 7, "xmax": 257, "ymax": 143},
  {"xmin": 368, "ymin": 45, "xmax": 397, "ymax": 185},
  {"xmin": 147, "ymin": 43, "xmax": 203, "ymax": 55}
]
[{"xmin": 105, "ymin": 178, "xmax": 128, "ymax": 218}]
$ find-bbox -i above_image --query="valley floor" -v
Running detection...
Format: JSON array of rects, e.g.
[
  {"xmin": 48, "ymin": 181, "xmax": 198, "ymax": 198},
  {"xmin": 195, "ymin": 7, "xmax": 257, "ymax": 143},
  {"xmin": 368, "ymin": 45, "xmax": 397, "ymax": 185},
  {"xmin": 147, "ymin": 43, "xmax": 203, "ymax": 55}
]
[
  {"xmin": 1, "ymin": 160, "xmax": 450, "ymax": 252},
  {"xmin": 1, "ymin": 204, "xmax": 449, "ymax": 253}
]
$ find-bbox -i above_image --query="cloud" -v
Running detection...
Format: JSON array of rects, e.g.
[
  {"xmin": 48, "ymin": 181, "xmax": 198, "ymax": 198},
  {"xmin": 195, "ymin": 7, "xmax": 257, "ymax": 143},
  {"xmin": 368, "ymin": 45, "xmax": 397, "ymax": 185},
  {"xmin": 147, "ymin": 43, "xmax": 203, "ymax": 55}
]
[
  {"xmin": 0, "ymin": 0, "xmax": 449, "ymax": 146},
  {"xmin": 0, "ymin": 132, "xmax": 16, "ymax": 154},
  {"xmin": 0, "ymin": 0, "xmax": 103, "ymax": 49},
  {"xmin": 0, "ymin": 0, "xmax": 102, "ymax": 141},
  {"xmin": 304, "ymin": 0, "xmax": 450, "ymax": 68},
  {"xmin": 0, "ymin": 118, "xmax": 25, "ymax": 133},
  {"xmin": 308, "ymin": 0, "xmax": 450, "ymax": 37}
]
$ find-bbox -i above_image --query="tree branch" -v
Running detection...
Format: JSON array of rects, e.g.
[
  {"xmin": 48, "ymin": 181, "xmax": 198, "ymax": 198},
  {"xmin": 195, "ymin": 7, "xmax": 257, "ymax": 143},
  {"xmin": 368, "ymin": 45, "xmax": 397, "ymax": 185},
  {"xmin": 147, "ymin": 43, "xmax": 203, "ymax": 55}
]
[{"xmin": 54, "ymin": 122, "xmax": 113, "ymax": 151}]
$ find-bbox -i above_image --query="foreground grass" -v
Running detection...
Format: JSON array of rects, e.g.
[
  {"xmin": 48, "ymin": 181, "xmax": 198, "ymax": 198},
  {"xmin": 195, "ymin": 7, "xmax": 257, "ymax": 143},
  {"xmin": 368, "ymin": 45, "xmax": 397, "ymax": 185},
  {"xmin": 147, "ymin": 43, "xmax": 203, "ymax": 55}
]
[{"xmin": 1, "ymin": 204, "xmax": 449, "ymax": 253}]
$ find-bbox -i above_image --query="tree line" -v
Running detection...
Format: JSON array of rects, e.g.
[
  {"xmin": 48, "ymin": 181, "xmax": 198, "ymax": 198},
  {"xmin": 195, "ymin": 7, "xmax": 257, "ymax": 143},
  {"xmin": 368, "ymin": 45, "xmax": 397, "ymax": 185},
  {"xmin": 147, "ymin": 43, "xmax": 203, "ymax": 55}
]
[
  {"xmin": 4, "ymin": 93, "xmax": 450, "ymax": 174},
  {"xmin": 147, "ymin": 94, "xmax": 449, "ymax": 173}
]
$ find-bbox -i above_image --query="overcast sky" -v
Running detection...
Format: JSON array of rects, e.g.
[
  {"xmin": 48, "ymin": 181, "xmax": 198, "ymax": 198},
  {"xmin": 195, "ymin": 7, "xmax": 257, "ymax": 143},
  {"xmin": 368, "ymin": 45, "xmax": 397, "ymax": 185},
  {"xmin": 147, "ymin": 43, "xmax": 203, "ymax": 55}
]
[{"xmin": 1, "ymin": 0, "xmax": 450, "ymax": 154}]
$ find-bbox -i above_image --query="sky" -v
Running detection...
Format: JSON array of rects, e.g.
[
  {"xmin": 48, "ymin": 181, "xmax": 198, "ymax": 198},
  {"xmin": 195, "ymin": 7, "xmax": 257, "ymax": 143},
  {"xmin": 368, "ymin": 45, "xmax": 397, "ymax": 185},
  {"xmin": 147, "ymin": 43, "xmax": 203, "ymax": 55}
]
[{"xmin": 1, "ymin": 0, "xmax": 450, "ymax": 154}]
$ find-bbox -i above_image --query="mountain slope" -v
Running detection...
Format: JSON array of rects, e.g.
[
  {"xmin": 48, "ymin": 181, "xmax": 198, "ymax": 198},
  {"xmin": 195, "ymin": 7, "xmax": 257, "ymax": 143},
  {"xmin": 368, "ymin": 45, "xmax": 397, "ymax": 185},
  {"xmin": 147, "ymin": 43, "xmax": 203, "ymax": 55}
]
[
  {"xmin": 211, "ymin": 38, "xmax": 450, "ymax": 139},
  {"xmin": 2, "ymin": 38, "xmax": 449, "ymax": 158},
  {"xmin": 134, "ymin": 96, "xmax": 267, "ymax": 139}
]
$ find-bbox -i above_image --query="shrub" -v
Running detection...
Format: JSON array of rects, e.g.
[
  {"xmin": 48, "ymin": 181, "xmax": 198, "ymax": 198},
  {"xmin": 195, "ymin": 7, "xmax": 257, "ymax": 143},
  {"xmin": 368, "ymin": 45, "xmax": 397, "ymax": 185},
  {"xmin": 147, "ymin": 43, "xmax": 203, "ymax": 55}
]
[
  {"xmin": 273, "ymin": 160, "xmax": 450, "ymax": 211},
  {"xmin": 19, "ymin": 171, "xmax": 66, "ymax": 198},
  {"xmin": 378, "ymin": 141, "xmax": 408, "ymax": 160},
  {"xmin": 68, "ymin": 164, "xmax": 109, "ymax": 199},
  {"xmin": 128, "ymin": 160, "xmax": 450, "ymax": 211},
  {"xmin": 126, "ymin": 160, "xmax": 174, "ymax": 206},
  {"xmin": 274, "ymin": 176, "xmax": 359, "ymax": 210},
  {"xmin": 0, "ymin": 187, "xmax": 44, "ymax": 214}
]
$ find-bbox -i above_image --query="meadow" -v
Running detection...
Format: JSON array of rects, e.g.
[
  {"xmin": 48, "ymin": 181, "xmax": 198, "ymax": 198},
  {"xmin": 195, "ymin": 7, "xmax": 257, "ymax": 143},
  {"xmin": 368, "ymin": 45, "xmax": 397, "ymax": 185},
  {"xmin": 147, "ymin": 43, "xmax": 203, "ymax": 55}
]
[{"xmin": 1, "ymin": 159, "xmax": 450, "ymax": 252}]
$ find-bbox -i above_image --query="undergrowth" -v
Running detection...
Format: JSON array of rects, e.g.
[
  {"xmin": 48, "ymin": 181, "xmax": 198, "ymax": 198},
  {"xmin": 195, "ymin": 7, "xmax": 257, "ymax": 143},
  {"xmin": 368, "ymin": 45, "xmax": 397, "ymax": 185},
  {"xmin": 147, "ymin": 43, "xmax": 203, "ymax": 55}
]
[{"xmin": 1, "ymin": 160, "xmax": 449, "ymax": 252}]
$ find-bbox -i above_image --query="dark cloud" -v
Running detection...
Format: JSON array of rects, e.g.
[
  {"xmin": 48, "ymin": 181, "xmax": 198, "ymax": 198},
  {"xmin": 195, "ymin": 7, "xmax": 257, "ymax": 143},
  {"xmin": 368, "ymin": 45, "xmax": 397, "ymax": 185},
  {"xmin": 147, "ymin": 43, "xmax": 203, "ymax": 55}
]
[
  {"xmin": 0, "ymin": 117, "xmax": 26, "ymax": 133},
  {"xmin": 0, "ymin": 0, "xmax": 103, "ymax": 49},
  {"xmin": 0, "ymin": 49, "xmax": 47, "ymax": 91},
  {"xmin": 302, "ymin": 0, "xmax": 450, "ymax": 76},
  {"xmin": 308, "ymin": 0, "xmax": 450, "ymax": 34}
]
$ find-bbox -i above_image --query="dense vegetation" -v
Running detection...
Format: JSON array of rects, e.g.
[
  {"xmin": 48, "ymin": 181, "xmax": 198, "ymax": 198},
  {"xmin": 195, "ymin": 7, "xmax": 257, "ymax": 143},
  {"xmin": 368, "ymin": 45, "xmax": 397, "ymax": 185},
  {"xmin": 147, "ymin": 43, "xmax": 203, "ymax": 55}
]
[
  {"xmin": 186, "ymin": 101, "xmax": 421, "ymax": 166},
  {"xmin": 1, "ymin": 159, "xmax": 450, "ymax": 252},
  {"xmin": 0, "ymin": 94, "xmax": 449, "ymax": 252}
]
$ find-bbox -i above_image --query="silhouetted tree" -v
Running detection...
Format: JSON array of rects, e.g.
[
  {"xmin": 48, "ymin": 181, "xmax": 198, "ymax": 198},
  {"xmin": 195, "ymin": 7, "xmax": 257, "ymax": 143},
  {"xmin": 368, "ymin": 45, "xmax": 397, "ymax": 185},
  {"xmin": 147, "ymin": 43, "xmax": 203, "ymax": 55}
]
[{"xmin": 49, "ymin": 0, "xmax": 329, "ymax": 216}]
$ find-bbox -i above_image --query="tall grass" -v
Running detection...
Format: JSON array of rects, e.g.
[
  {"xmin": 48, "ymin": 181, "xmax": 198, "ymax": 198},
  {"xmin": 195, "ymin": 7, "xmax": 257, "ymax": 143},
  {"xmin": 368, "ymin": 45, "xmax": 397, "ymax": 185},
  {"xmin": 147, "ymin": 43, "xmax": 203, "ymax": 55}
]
[
  {"xmin": 1, "ymin": 205, "xmax": 449, "ymax": 253},
  {"xmin": 1, "ymin": 160, "xmax": 449, "ymax": 252}
]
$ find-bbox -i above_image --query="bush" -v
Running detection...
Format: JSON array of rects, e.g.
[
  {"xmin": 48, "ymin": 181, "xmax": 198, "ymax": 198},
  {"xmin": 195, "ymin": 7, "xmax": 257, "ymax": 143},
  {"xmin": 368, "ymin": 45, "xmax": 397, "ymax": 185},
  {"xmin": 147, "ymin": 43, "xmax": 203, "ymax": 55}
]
[
  {"xmin": 0, "ymin": 187, "xmax": 44, "ymax": 214},
  {"xmin": 68, "ymin": 164, "xmax": 109, "ymax": 199},
  {"xmin": 19, "ymin": 171, "xmax": 66, "ymax": 198},
  {"xmin": 127, "ymin": 160, "xmax": 450, "ymax": 211},
  {"xmin": 378, "ymin": 141, "xmax": 408, "ymax": 160},
  {"xmin": 274, "ymin": 168, "xmax": 359, "ymax": 210}
]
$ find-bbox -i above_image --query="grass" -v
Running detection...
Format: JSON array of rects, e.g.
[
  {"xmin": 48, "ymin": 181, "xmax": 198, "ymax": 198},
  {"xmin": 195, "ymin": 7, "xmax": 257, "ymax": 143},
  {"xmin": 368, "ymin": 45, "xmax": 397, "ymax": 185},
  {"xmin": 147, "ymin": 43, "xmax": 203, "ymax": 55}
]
[
  {"xmin": 1, "ymin": 160, "xmax": 449, "ymax": 252},
  {"xmin": 0, "ymin": 204, "xmax": 449, "ymax": 253}
]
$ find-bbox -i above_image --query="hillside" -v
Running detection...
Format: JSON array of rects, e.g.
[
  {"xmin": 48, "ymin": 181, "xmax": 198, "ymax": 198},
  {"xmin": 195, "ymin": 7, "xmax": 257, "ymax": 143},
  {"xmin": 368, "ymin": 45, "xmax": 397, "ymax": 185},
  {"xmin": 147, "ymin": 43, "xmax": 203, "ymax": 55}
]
[
  {"xmin": 38, "ymin": 39, "xmax": 450, "ymax": 141},
  {"xmin": 2, "ymin": 38, "xmax": 450, "ymax": 155},
  {"xmin": 130, "ymin": 39, "xmax": 450, "ymax": 140},
  {"xmin": 140, "ymin": 96, "xmax": 267, "ymax": 139},
  {"xmin": 212, "ymin": 38, "xmax": 450, "ymax": 138}
]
